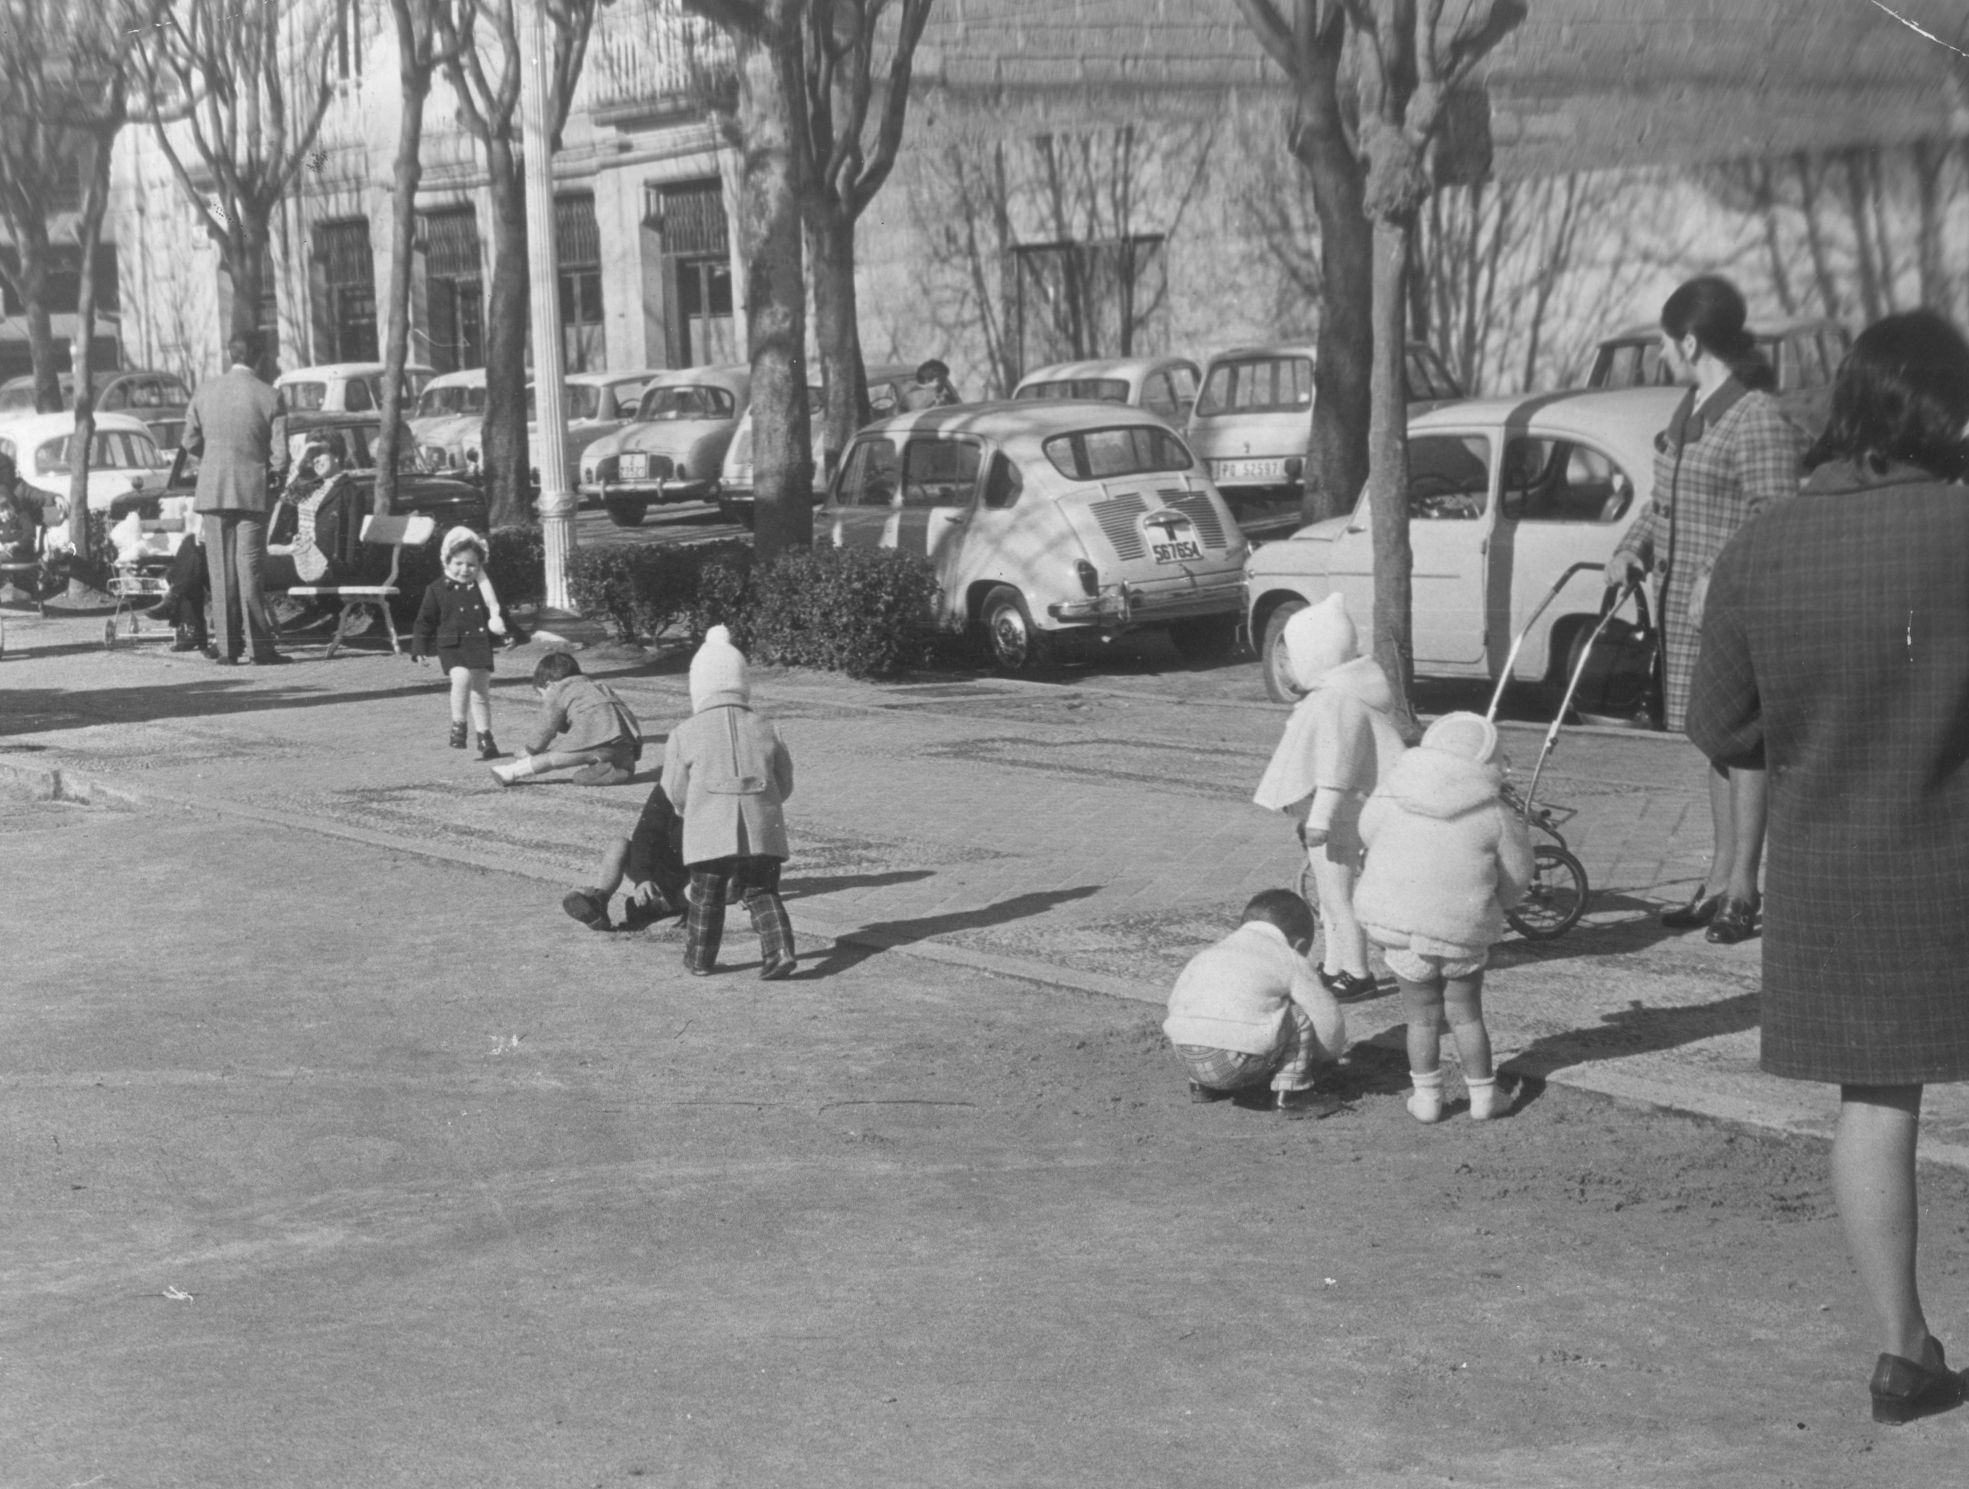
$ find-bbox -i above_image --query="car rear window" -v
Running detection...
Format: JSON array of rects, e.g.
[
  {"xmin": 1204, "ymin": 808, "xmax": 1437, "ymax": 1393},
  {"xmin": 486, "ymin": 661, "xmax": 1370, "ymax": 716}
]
[
  {"xmin": 639, "ymin": 385, "xmax": 735, "ymax": 421},
  {"xmin": 1042, "ymin": 424, "xmax": 1195, "ymax": 481},
  {"xmin": 1015, "ymin": 378, "xmax": 1130, "ymax": 404},
  {"xmin": 282, "ymin": 381, "xmax": 328, "ymax": 412},
  {"xmin": 1196, "ymin": 356, "xmax": 1312, "ymax": 416}
]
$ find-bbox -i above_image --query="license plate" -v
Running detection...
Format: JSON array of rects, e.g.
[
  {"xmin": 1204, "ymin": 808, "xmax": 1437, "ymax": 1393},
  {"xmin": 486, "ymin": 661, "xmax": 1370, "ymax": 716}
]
[
  {"xmin": 621, "ymin": 453, "xmax": 647, "ymax": 479},
  {"xmin": 1152, "ymin": 539, "xmax": 1204, "ymax": 564},
  {"xmin": 1213, "ymin": 458, "xmax": 1285, "ymax": 482}
]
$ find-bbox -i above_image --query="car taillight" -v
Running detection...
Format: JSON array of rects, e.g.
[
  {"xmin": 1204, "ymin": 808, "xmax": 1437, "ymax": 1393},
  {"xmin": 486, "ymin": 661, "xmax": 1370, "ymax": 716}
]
[{"xmin": 1076, "ymin": 560, "xmax": 1099, "ymax": 596}]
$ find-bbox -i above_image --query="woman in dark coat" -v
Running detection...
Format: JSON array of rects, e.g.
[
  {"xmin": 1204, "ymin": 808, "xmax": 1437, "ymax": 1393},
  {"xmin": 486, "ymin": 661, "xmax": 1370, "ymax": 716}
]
[
  {"xmin": 1688, "ymin": 310, "xmax": 1969, "ymax": 1425},
  {"xmin": 1609, "ymin": 276, "xmax": 1802, "ymax": 944}
]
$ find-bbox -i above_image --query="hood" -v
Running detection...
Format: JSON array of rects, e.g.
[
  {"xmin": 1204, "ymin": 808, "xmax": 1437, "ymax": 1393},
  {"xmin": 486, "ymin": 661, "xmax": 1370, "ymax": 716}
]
[
  {"xmin": 1312, "ymin": 655, "xmax": 1398, "ymax": 715},
  {"xmin": 1283, "ymin": 593, "xmax": 1356, "ymax": 689},
  {"xmin": 1377, "ymin": 744, "xmax": 1503, "ymax": 820}
]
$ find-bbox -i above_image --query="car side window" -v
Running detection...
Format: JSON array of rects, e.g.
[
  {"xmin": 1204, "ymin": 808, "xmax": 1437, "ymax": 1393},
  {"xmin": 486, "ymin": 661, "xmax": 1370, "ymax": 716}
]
[
  {"xmin": 1499, "ymin": 437, "xmax": 1634, "ymax": 524},
  {"xmin": 839, "ymin": 438, "xmax": 901, "ymax": 508},
  {"xmin": 982, "ymin": 452, "xmax": 1024, "ymax": 510},
  {"xmin": 345, "ymin": 378, "xmax": 374, "ymax": 412},
  {"xmin": 1141, "ymin": 374, "xmax": 1177, "ymax": 419},
  {"xmin": 901, "ymin": 437, "xmax": 982, "ymax": 509},
  {"xmin": 1407, "ymin": 435, "xmax": 1490, "ymax": 520},
  {"xmin": 100, "ymin": 383, "xmax": 127, "ymax": 410}
]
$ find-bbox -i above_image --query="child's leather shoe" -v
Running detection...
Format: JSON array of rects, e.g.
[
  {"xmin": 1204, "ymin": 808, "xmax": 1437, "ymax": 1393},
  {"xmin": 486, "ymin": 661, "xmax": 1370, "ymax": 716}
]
[
  {"xmin": 561, "ymin": 889, "xmax": 612, "ymax": 931},
  {"xmin": 1276, "ymin": 1088, "xmax": 1345, "ymax": 1120},
  {"xmin": 1187, "ymin": 1080, "xmax": 1234, "ymax": 1104}
]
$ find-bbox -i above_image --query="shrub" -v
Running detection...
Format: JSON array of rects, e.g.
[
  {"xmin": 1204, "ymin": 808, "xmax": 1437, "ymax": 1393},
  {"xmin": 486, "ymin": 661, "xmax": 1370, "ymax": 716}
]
[
  {"xmin": 565, "ymin": 539, "xmax": 753, "ymax": 645},
  {"xmin": 745, "ymin": 545, "xmax": 939, "ymax": 679}
]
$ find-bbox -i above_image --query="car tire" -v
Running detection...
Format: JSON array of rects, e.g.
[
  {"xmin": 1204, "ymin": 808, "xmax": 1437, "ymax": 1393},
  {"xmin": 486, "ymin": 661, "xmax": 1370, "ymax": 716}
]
[
  {"xmin": 717, "ymin": 497, "xmax": 755, "ymax": 530},
  {"xmin": 604, "ymin": 499, "xmax": 647, "ymax": 528},
  {"xmin": 978, "ymin": 585, "xmax": 1053, "ymax": 675},
  {"xmin": 1168, "ymin": 615, "xmax": 1239, "ymax": 664},
  {"xmin": 1259, "ymin": 599, "xmax": 1309, "ymax": 704}
]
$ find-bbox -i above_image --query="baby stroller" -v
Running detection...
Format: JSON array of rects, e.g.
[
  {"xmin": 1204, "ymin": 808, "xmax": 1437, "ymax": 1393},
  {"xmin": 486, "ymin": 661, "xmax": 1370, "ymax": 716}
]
[{"xmin": 104, "ymin": 506, "xmax": 193, "ymax": 650}]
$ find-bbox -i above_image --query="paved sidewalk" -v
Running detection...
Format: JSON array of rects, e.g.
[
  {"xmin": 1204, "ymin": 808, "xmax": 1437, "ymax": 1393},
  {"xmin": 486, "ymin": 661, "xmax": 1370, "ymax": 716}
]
[{"xmin": 7, "ymin": 603, "xmax": 1966, "ymax": 1166}]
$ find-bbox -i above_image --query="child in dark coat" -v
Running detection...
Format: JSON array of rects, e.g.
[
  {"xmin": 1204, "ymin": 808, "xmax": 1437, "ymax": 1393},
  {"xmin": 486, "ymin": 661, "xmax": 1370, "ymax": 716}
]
[
  {"xmin": 560, "ymin": 780, "xmax": 692, "ymax": 932},
  {"xmin": 410, "ymin": 526, "xmax": 502, "ymax": 760}
]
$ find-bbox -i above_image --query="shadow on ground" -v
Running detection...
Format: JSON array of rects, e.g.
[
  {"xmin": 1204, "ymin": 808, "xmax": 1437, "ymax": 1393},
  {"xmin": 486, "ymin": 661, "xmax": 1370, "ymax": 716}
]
[{"xmin": 800, "ymin": 885, "xmax": 1104, "ymax": 977}]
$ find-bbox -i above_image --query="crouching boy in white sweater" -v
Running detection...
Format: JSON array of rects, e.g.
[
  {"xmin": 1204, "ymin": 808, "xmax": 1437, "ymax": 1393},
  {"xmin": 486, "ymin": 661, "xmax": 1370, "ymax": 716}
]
[{"xmin": 1164, "ymin": 889, "xmax": 1349, "ymax": 1118}]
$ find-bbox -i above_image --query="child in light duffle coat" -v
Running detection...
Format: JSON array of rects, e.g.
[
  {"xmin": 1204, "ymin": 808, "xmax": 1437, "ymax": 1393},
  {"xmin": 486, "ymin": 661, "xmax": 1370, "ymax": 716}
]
[
  {"xmin": 1253, "ymin": 594, "xmax": 1409, "ymax": 1000},
  {"xmin": 491, "ymin": 650, "xmax": 642, "ymax": 787},
  {"xmin": 662, "ymin": 626, "xmax": 797, "ymax": 979},
  {"xmin": 1164, "ymin": 889, "xmax": 1348, "ymax": 1117},
  {"xmin": 1354, "ymin": 712, "xmax": 1534, "ymax": 1122},
  {"xmin": 410, "ymin": 526, "xmax": 505, "ymax": 760}
]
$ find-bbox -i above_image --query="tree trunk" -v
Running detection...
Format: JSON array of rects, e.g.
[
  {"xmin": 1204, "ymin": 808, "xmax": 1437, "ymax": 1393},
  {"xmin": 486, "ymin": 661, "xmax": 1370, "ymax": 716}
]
[
  {"xmin": 376, "ymin": 59, "xmax": 431, "ymax": 518},
  {"xmin": 807, "ymin": 204, "xmax": 866, "ymax": 489},
  {"xmin": 482, "ymin": 133, "xmax": 531, "ymax": 530},
  {"xmin": 225, "ymin": 218, "xmax": 270, "ymax": 350},
  {"xmin": 18, "ymin": 224, "xmax": 61, "ymax": 413},
  {"xmin": 1290, "ymin": 121, "xmax": 1372, "ymax": 526},
  {"xmin": 66, "ymin": 124, "xmax": 120, "ymax": 596},
  {"xmin": 1365, "ymin": 214, "xmax": 1415, "ymax": 729},
  {"xmin": 735, "ymin": 19, "xmax": 812, "ymax": 562}
]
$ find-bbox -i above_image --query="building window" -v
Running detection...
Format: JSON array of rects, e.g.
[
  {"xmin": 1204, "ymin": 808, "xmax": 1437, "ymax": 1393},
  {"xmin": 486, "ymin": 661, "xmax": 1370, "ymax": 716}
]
[
  {"xmin": 555, "ymin": 194, "xmax": 605, "ymax": 372},
  {"xmin": 420, "ymin": 207, "xmax": 483, "ymax": 371},
  {"xmin": 336, "ymin": 5, "xmax": 364, "ymax": 82},
  {"xmin": 316, "ymin": 219, "xmax": 377, "ymax": 363},
  {"xmin": 646, "ymin": 179, "xmax": 735, "ymax": 367},
  {"xmin": 1012, "ymin": 235, "xmax": 1169, "ymax": 374}
]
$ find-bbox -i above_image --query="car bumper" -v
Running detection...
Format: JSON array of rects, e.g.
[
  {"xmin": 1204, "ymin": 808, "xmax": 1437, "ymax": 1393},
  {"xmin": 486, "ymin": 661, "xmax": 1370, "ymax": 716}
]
[
  {"xmin": 1046, "ymin": 572, "xmax": 1243, "ymax": 626},
  {"xmin": 579, "ymin": 478, "xmax": 717, "ymax": 503}
]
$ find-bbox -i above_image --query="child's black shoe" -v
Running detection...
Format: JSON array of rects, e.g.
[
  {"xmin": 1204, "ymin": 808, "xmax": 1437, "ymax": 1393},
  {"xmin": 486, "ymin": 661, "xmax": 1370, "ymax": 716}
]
[
  {"xmin": 1319, "ymin": 969, "xmax": 1381, "ymax": 1002},
  {"xmin": 1277, "ymin": 1088, "xmax": 1347, "ymax": 1120},
  {"xmin": 1187, "ymin": 1079, "xmax": 1234, "ymax": 1104},
  {"xmin": 448, "ymin": 721, "xmax": 469, "ymax": 750},
  {"xmin": 561, "ymin": 889, "xmax": 612, "ymax": 931},
  {"xmin": 476, "ymin": 731, "xmax": 501, "ymax": 761}
]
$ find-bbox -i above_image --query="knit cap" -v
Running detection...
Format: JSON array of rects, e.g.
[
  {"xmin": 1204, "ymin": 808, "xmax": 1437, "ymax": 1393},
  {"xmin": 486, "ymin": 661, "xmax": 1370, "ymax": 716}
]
[
  {"xmin": 1281, "ymin": 593, "xmax": 1358, "ymax": 691},
  {"xmin": 1420, "ymin": 710, "xmax": 1499, "ymax": 766},
  {"xmin": 441, "ymin": 525, "xmax": 487, "ymax": 564},
  {"xmin": 689, "ymin": 624, "xmax": 750, "ymax": 710}
]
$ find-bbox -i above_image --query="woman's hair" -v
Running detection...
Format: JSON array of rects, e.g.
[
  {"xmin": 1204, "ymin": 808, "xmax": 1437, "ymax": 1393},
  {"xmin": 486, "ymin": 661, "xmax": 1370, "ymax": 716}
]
[
  {"xmin": 531, "ymin": 649, "xmax": 583, "ymax": 688},
  {"xmin": 1661, "ymin": 275, "xmax": 1773, "ymax": 391},
  {"xmin": 1804, "ymin": 310, "xmax": 1969, "ymax": 481}
]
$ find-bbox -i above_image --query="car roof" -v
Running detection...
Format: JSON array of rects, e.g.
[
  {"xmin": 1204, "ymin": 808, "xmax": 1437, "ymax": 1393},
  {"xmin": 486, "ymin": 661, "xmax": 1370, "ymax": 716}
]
[
  {"xmin": 855, "ymin": 399, "xmax": 1177, "ymax": 447},
  {"xmin": 1409, "ymin": 386, "xmax": 1685, "ymax": 444},
  {"xmin": 1201, "ymin": 344, "xmax": 1317, "ymax": 367},
  {"xmin": 1599, "ymin": 319, "xmax": 1848, "ymax": 347},
  {"xmin": 276, "ymin": 361, "xmax": 435, "ymax": 382},
  {"xmin": 0, "ymin": 409, "xmax": 156, "ymax": 439},
  {"xmin": 421, "ymin": 368, "xmax": 485, "ymax": 389},
  {"xmin": 567, "ymin": 368, "xmax": 662, "ymax": 386},
  {"xmin": 1016, "ymin": 356, "xmax": 1198, "ymax": 385},
  {"xmin": 643, "ymin": 364, "xmax": 750, "ymax": 393}
]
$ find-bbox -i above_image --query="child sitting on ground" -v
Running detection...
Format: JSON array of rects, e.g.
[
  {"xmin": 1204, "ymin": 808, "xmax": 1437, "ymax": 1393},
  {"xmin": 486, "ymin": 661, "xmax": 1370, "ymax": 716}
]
[
  {"xmin": 1163, "ymin": 888, "xmax": 1349, "ymax": 1118},
  {"xmin": 662, "ymin": 626, "xmax": 797, "ymax": 979},
  {"xmin": 1354, "ymin": 711, "xmax": 1534, "ymax": 1123},
  {"xmin": 491, "ymin": 650, "xmax": 642, "ymax": 787},
  {"xmin": 561, "ymin": 777, "xmax": 692, "ymax": 933},
  {"xmin": 410, "ymin": 527, "xmax": 504, "ymax": 760},
  {"xmin": 1253, "ymin": 593, "xmax": 1409, "ymax": 1001}
]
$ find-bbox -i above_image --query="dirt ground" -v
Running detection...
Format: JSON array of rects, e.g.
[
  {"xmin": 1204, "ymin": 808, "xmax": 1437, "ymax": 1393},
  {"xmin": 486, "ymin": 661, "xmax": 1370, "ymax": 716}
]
[{"xmin": 5, "ymin": 797, "xmax": 1968, "ymax": 1488}]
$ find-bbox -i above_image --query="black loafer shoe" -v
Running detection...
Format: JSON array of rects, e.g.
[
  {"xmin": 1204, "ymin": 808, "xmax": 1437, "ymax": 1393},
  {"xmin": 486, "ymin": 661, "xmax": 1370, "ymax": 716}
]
[
  {"xmin": 1871, "ymin": 1341, "xmax": 1966, "ymax": 1425},
  {"xmin": 1705, "ymin": 897, "xmax": 1758, "ymax": 944},
  {"xmin": 1661, "ymin": 891, "xmax": 1723, "ymax": 928},
  {"xmin": 1187, "ymin": 1080, "xmax": 1234, "ymax": 1104},
  {"xmin": 1319, "ymin": 969, "xmax": 1381, "ymax": 1002},
  {"xmin": 1276, "ymin": 1088, "xmax": 1347, "ymax": 1120},
  {"xmin": 560, "ymin": 890, "xmax": 612, "ymax": 931}
]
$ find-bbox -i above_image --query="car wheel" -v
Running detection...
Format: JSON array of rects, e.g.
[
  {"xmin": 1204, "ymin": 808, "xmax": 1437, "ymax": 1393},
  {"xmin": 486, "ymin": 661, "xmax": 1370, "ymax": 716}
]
[
  {"xmin": 605, "ymin": 499, "xmax": 647, "ymax": 528},
  {"xmin": 717, "ymin": 497, "xmax": 755, "ymax": 530},
  {"xmin": 978, "ymin": 585, "xmax": 1052, "ymax": 675},
  {"xmin": 1259, "ymin": 599, "xmax": 1308, "ymax": 704},
  {"xmin": 1168, "ymin": 615, "xmax": 1239, "ymax": 663}
]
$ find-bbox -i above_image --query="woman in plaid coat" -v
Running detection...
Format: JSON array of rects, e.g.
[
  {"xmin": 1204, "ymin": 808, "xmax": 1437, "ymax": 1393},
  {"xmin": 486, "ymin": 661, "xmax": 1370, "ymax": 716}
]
[
  {"xmin": 1688, "ymin": 311, "xmax": 1969, "ymax": 1425},
  {"xmin": 1608, "ymin": 277, "xmax": 1802, "ymax": 943}
]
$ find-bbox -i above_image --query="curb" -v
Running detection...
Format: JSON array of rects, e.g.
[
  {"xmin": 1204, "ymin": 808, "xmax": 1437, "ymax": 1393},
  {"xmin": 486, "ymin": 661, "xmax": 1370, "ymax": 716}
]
[{"xmin": 0, "ymin": 756, "xmax": 141, "ymax": 807}]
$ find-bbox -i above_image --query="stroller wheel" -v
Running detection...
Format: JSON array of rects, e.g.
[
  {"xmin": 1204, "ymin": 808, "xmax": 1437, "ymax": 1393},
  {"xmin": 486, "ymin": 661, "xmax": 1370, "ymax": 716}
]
[{"xmin": 1506, "ymin": 845, "xmax": 1588, "ymax": 940}]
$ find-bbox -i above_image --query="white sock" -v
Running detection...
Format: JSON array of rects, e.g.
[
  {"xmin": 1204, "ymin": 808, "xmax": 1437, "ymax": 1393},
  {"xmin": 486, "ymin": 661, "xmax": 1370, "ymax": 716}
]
[
  {"xmin": 1407, "ymin": 1070, "xmax": 1443, "ymax": 1124},
  {"xmin": 491, "ymin": 755, "xmax": 540, "ymax": 785},
  {"xmin": 1467, "ymin": 1076, "xmax": 1500, "ymax": 1121}
]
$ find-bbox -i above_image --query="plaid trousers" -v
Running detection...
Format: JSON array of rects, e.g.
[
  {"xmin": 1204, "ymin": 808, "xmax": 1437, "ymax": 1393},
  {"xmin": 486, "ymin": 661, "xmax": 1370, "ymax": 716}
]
[
  {"xmin": 685, "ymin": 855, "xmax": 794, "ymax": 974},
  {"xmin": 1174, "ymin": 1003, "xmax": 1320, "ymax": 1093}
]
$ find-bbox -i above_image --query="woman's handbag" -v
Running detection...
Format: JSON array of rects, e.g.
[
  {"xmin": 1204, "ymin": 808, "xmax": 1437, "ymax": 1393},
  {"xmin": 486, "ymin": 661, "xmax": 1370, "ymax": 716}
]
[{"xmin": 1569, "ymin": 583, "xmax": 1663, "ymax": 725}]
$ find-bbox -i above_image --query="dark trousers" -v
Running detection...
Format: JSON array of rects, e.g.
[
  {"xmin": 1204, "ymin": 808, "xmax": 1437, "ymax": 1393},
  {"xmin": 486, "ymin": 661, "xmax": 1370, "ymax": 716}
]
[
  {"xmin": 684, "ymin": 855, "xmax": 793, "ymax": 974},
  {"xmin": 201, "ymin": 511, "xmax": 277, "ymax": 660}
]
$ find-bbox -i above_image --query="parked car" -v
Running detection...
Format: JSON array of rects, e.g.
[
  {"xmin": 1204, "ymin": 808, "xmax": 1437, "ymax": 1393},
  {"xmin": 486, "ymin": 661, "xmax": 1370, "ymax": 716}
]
[
  {"xmin": 0, "ymin": 409, "xmax": 169, "ymax": 512},
  {"xmin": 578, "ymin": 365, "xmax": 750, "ymax": 526},
  {"xmin": 1013, "ymin": 355, "xmax": 1202, "ymax": 429},
  {"xmin": 715, "ymin": 362, "xmax": 922, "ymax": 527},
  {"xmin": 820, "ymin": 401, "xmax": 1250, "ymax": 673},
  {"xmin": 0, "ymin": 369, "xmax": 194, "ymax": 453},
  {"xmin": 276, "ymin": 361, "xmax": 435, "ymax": 417},
  {"xmin": 1188, "ymin": 342, "xmax": 1464, "ymax": 510},
  {"xmin": 409, "ymin": 368, "xmax": 487, "ymax": 469},
  {"xmin": 1242, "ymin": 386, "xmax": 1685, "ymax": 705},
  {"xmin": 455, "ymin": 368, "xmax": 661, "ymax": 493},
  {"xmin": 1582, "ymin": 319, "xmax": 1851, "ymax": 438}
]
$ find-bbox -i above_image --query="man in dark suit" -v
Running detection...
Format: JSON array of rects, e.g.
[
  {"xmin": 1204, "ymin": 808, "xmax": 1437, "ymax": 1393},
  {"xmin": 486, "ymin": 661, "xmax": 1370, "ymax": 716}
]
[{"xmin": 182, "ymin": 331, "xmax": 288, "ymax": 664}]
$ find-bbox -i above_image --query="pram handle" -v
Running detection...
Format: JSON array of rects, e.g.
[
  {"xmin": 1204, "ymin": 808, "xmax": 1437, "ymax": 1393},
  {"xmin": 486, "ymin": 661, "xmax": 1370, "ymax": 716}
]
[{"xmin": 1486, "ymin": 561, "xmax": 1609, "ymax": 722}]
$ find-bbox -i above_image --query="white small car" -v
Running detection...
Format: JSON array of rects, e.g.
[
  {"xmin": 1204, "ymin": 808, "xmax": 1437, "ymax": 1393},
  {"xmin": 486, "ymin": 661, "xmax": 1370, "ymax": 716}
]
[
  {"xmin": 0, "ymin": 410, "xmax": 169, "ymax": 513},
  {"xmin": 451, "ymin": 369, "xmax": 660, "ymax": 493},
  {"xmin": 716, "ymin": 361, "xmax": 924, "ymax": 526},
  {"xmin": 276, "ymin": 361, "xmax": 435, "ymax": 416},
  {"xmin": 1242, "ymin": 386, "xmax": 1684, "ymax": 703},
  {"xmin": 409, "ymin": 368, "xmax": 486, "ymax": 470},
  {"xmin": 820, "ymin": 401, "xmax": 1250, "ymax": 672},
  {"xmin": 1013, "ymin": 355, "xmax": 1201, "ymax": 430},
  {"xmin": 579, "ymin": 365, "xmax": 750, "ymax": 526}
]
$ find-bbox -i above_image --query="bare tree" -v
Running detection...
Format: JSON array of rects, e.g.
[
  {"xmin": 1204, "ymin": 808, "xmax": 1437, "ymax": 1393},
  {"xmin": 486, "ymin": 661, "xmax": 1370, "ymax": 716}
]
[
  {"xmin": 685, "ymin": 0, "xmax": 814, "ymax": 559},
  {"xmin": 375, "ymin": 0, "xmax": 467, "ymax": 515},
  {"xmin": 135, "ymin": 0, "xmax": 351, "ymax": 362},
  {"xmin": 1342, "ymin": 0, "xmax": 1525, "ymax": 719},
  {"xmin": 433, "ymin": 0, "xmax": 602, "ymax": 528},
  {"xmin": 797, "ymin": 0, "xmax": 933, "ymax": 479},
  {"xmin": 1229, "ymin": 0, "xmax": 1372, "ymax": 524}
]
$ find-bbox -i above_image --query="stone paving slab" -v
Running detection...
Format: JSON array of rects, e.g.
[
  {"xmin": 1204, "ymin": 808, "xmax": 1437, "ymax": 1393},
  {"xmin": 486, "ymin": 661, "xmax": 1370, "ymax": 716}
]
[{"xmin": 7, "ymin": 606, "xmax": 1968, "ymax": 1167}]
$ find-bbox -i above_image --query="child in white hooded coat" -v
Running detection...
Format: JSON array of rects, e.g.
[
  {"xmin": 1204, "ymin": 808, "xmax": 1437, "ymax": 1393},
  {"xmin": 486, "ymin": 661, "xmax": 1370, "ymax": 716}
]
[
  {"xmin": 1253, "ymin": 594, "xmax": 1408, "ymax": 1000},
  {"xmin": 1354, "ymin": 712, "xmax": 1534, "ymax": 1122}
]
